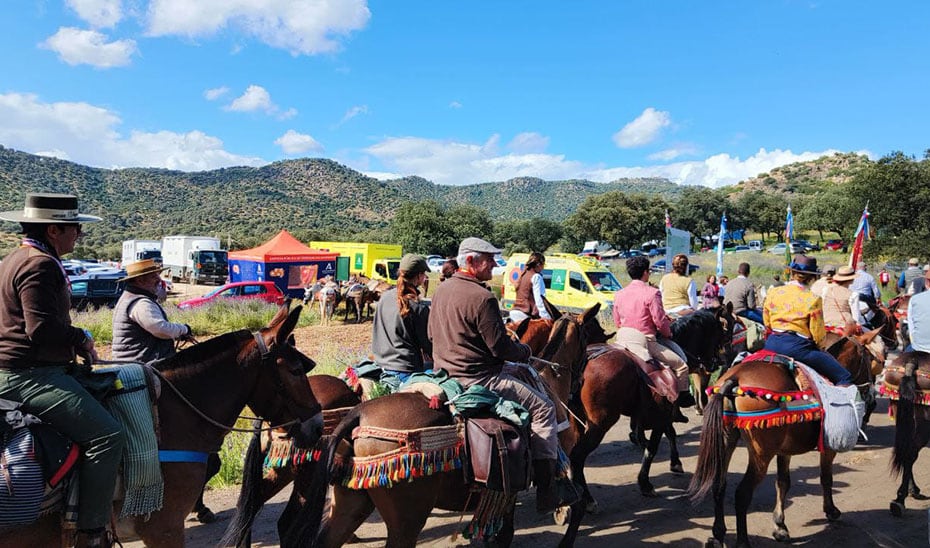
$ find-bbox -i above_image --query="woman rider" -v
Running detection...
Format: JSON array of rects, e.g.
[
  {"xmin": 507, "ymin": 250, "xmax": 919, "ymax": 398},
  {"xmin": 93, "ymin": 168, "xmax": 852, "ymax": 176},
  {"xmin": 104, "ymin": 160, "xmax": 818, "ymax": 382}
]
[
  {"xmin": 509, "ymin": 252, "xmax": 553, "ymax": 323},
  {"xmin": 371, "ymin": 254, "xmax": 432, "ymax": 389},
  {"xmin": 659, "ymin": 253, "xmax": 698, "ymax": 316},
  {"xmin": 762, "ymin": 255, "xmax": 853, "ymax": 385}
]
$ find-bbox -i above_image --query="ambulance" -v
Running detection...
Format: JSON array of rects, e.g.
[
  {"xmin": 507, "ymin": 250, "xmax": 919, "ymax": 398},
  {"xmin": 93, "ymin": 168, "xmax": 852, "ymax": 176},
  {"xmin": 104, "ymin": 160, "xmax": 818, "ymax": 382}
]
[{"xmin": 501, "ymin": 253, "xmax": 622, "ymax": 318}]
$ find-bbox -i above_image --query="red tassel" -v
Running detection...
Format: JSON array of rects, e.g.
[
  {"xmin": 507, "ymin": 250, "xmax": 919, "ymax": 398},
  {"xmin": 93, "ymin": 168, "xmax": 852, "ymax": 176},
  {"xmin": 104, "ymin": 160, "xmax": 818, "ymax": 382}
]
[{"xmin": 429, "ymin": 395, "xmax": 440, "ymax": 409}]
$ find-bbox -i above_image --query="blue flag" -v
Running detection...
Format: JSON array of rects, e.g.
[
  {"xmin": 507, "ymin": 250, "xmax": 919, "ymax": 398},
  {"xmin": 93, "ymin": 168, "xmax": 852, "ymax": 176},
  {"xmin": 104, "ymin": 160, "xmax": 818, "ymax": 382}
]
[{"xmin": 716, "ymin": 212, "xmax": 727, "ymax": 277}]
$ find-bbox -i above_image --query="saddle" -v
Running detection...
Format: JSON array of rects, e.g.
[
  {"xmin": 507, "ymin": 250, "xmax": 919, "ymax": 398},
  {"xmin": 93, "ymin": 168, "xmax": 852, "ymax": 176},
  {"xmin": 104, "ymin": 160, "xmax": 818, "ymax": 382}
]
[
  {"xmin": 882, "ymin": 352, "xmax": 930, "ymax": 394},
  {"xmin": 589, "ymin": 344, "xmax": 678, "ymax": 404}
]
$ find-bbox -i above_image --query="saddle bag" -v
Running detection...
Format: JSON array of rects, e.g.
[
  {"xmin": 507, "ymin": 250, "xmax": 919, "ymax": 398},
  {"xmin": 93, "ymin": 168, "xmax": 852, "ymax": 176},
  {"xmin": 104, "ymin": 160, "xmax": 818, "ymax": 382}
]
[{"xmin": 464, "ymin": 417, "xmax": 531, "ymax": 495}]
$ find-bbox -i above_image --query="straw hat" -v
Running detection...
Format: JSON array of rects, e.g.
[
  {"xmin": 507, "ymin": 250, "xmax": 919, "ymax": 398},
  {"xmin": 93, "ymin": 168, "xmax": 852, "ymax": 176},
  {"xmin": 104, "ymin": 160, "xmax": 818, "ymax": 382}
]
[
  {"xmin": 120, "ymin": 259, "xmax": 166, "ymax": 281},
  {"xmin": 832, "ymin": 266, "xmax": 857, "ymax": 283},
  {"xmin": 0, "ymin": 193, "xmax": 101, "ymax": 224}
]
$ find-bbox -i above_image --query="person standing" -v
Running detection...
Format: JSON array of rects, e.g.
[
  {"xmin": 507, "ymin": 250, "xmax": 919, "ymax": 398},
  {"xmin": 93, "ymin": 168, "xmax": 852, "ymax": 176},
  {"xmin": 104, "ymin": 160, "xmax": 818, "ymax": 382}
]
[
  {"xmin": 613, "ymin": 256, "xmax": 694, "ymax": 409},
  {"xmin": 659, "ymin": 254, "xmax": 698, "ymax": 315},
  {"xmin": 509, "ymin": 252, "xmax": 553, "ymax": 323},
  {"xmin": 429, "ymin": 237, "xmax": 569, "ymax": 512},
  {"xmin": 851, "ymin": 261, "xmax": 881, "ymax": 305},
  {"xmin": 724, "ymin": 262, "xmax": 763, "ymax": 324},
  {"xmin": 762, "ymin": 255, "xmax": 852, "ymax": 385},
  {"xmin": 371, "ymin": 254, "xmax": 432, "ymax": 386},
  {"xmin": 879, "ymin": 267, "xmax": 891, "ymax": 290},
  {"xmin": 701, "ymin": 274, "xmax": 720, "ymax": 309},
  {"xmin": 0, "ymin": 193, "xmax": 124, "ymax": 547}
]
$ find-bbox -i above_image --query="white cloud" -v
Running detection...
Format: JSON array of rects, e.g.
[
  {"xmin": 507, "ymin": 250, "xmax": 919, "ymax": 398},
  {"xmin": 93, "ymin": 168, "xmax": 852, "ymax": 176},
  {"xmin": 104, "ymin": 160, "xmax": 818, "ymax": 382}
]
[
  {"xmin": 66, "ymin": 0, "xmax": 123, "ymax": 28},
  {"xmin": 203, "ymin": 86, "xmax": 229, "ymax": 101},
  {"xmin": 0, "ymin": 92, "xmax": 264, "ymax": 171},
  {"xmin": 613, "ymin": 107, "xmax": 671, "ymax": 148},
  {"xmin": 274, "ymin": 130, "xmax": 323, "ymax": 155},
  {"xmin": 647, "ymin": 144, "xmax": 699, "ymax": 161},
  {"xmin": 338, "ymin": 105, "xmax": 368, "ymax": 126},
  {"xmin": 225, "ymin": 85, "xmax": 296, "ymax": 119},
  {"xmin": 40, "ymin": 27, "xmax": 137, "ymax": 68},
  {"xmin": 145, "ymin": 0, "xmax": 371, "ymax": 55},
  {"xmin": 507, "ymin": 132, "xmax": 549, "ymax": 154},
  {"xmin": 449, "ymin": 101, "xmax": 462, "ymax": 109}
]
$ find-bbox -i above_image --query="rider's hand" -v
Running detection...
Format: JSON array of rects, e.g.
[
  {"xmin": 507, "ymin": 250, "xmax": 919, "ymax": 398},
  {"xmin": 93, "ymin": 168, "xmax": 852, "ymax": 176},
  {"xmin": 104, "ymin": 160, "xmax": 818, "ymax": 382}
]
[{"xmin": 78, "ymin": 329, "xmax": 98, "ymax": 365}]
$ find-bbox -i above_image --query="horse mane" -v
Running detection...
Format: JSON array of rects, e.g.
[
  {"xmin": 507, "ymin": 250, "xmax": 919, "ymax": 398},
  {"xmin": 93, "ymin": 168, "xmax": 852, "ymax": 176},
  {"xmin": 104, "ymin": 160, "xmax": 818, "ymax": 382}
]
[
  {"xmin": 540, "ymin": 315, "xmax": 572, "ymax": 361},
  {"xmin": 671, "ymin": 309, "xmax": 717, "ymax": 336},
  {"xmin": 152, "ymin": 329, "xmax": 253, "ymax": 379}
]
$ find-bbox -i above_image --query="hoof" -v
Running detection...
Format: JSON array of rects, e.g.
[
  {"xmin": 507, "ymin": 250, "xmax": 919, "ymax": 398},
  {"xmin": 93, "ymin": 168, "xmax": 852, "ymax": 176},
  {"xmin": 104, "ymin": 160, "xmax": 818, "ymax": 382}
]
[
  {"xmin": 773, "ymin": 527, "xmax": 790, "ymax": 542},
  {"xmin": 890, "ymin": 500, "xmax": 905, "ymax": 517},
  {"xmin": 705, "ymin": 538, "xmax": 723, "ymax": 548},
  {"xmin": 825, "ymin": 507, "xmax": 841, "ymax": 521},
  {"xmin": 640, "ymin": 486, "xmax": 658, "ymax": 498},
  {"xmin": 553, "ymin": 505, "xmax": 570, "ymax": 526},
  {"xmin": 586, "ymin": 499, "xmax": 600, "ymax": 514},
  {"xmin": 911, "ymin": 490, "xmax": 929, "ymax": 501},
  {"xmin": 670, "ymin": 463, "xmax": 685, "ymax": 474}
]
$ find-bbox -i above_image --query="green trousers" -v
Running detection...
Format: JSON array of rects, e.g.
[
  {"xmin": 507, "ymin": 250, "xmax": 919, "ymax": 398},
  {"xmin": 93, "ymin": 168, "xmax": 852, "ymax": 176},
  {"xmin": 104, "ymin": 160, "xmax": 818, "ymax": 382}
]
[{"xmin": 0, "ymin": 366, "xmax": 124, "ymax": 529}]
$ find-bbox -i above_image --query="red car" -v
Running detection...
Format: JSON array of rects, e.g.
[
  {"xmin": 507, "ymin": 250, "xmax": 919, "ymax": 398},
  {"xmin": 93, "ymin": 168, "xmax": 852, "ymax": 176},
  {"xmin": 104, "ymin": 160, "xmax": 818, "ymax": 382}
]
[
  {"xmin": 824, "ymin": 239, "xmax": 845, "ymax": 251},
  {"xmin": 177, "ymin": 281, "xmax": 285, "ymax": 310}
]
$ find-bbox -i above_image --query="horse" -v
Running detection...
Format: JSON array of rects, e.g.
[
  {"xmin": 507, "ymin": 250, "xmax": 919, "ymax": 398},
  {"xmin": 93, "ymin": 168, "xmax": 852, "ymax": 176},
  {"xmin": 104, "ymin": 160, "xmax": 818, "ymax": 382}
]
[
  {"xmin": 0, "ymin": 304, "xmax": 325, "ymax": 548},
  {"xmin": 316, "ymin": 285, "xmax": 340, "ymax": 325},
  {"xmin": 296, "ymin": 308, "xmax": 596, "ymax": 548},
  {"xmin": 672, "ymin": 305, "xmax": 737, "ymax": 414},
  {"xmin": 340, "ymin": 281, "xmax": 370, "ymax": 323},
  {"xmin": 688, "ymin": 347, "xmax": 866, "ymax": 548},
  {"xmin": 886, "ymin": 352, "xmax": 930, "ymax": 517}
]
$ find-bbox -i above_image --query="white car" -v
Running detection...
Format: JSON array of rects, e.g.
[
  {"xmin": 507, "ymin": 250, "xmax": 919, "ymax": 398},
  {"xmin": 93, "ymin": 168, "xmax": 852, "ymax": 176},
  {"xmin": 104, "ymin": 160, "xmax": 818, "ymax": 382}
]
[{"xmin": 426, "ymin": 255, "xmax": 446, "ymax": 272}]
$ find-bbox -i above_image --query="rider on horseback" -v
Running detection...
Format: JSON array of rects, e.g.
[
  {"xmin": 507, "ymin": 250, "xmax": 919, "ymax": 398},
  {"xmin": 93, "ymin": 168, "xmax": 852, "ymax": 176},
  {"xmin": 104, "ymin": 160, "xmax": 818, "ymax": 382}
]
[
  {"xmin": 724, "ymin": 262, "xmax": 763, "ymax": 324},
  {"xmin": 0, "ymin": 193, "xmax": 125, "ymax": 547},
  {"xmin": 762, "ymin": 255, "xmax": 853, "ymax": 386},
  {"xmin": 822, "ymin": 266, "xmax": 868, "ymax": 336},
  {"xmin": 371, "ymin": 253, "xmax": 432, "ymax": 388},
  {"xmin": 658, "ymin": 253, "xmax": 698, "ymax": 316},
  {"xmin": 429, "ymin": 237, "xmax": 567, "ymax": 513},
  {"xmin": 509, "ymin": 252, "xmax": 553, "ymax": 323},
  {"xmin": 612, "ymin": 256, "xmax": 695, "ymax": 409}
]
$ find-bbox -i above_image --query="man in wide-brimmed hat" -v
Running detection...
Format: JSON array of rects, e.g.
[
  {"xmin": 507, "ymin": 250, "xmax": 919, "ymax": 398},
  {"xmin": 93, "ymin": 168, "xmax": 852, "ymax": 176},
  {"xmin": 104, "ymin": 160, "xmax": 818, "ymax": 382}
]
[
  {"xmin": 762, "ymin": 255, "xmax": 853, "ymax": 385},
  {"xmin": 822, "ymin": 266, "xmax": 868, "ymax": 336},
  {"xmin": 0, "ymin": 193, "xmax": 124, "ymax": 546},
  {"xmin": 111, "ymin": 258, "xmax": 193, "ymax": 363}
]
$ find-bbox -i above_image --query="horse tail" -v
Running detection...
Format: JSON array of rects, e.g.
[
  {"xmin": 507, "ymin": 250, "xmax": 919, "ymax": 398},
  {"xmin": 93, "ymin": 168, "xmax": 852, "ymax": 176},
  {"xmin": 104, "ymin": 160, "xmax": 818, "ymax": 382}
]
[
  {"xmin": 220, "ymin": 426, "xmax": 266, "ymax": 547},
  {"xmin": 280, "ymin": 405, "xmax": 363, "ymax": 547},
  {"xmin": 689, "ymin": 378, "xmax": 735, "ymax": 503},
  {"xmin": 892, "ymin": 362, "xmax": 919, "ymax": 477}
]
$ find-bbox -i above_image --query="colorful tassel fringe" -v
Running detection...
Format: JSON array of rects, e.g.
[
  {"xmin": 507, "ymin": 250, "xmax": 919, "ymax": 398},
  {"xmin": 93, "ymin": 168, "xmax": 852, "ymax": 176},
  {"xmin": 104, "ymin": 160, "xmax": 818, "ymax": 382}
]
[
  {"xmin": 706, "ymin": 384, "xmax": 816, "ymax": 403},
  {"xmin": 334, "ymin": 443, "xmax": 464, "ymax": 489},
  {"xmin": 462, "ymin": 489, "xmax": 516, "ymax": 541},
  {"xmin": 722, "ymin": 404, "xmax": 822, "ymax": 429}
]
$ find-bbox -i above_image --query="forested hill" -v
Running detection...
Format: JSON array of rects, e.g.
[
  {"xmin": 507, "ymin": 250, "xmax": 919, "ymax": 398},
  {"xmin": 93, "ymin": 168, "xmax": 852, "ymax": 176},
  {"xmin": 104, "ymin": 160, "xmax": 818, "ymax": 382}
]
[{"xmin": 0, "ymin": 146, "xmax": 678, "ymax": 253}]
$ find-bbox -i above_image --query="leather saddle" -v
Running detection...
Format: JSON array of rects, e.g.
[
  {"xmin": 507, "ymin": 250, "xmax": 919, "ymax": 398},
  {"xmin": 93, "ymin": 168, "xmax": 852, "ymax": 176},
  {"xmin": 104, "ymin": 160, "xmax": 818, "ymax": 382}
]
[
  {"xmin": 884, "ymin": 351, "xmax": 930, "ymax": 392},
  {"xmin": 589, "ymin": 344, "xmax": 678, "ymax": 404},
  {"xmin": 464, "ymin": 416, "xmax": 531, "ymax": 496}
]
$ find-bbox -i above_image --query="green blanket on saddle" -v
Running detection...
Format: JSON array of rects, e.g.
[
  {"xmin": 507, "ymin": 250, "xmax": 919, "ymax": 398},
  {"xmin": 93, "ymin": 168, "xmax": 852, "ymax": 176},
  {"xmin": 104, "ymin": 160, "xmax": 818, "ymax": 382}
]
[{"xmin": 403, "ymin": 369, "xmax": 530, "ymax": 427}]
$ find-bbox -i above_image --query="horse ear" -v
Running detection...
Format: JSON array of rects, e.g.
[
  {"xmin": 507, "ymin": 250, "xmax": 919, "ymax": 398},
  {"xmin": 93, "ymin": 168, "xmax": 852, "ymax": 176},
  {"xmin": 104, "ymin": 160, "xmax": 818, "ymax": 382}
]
[
  {"xmin": 513, "ymin": 318, "xmax": 530, "ymax": 338},
  {"xmin": 859, "ymin": 326, "xmax": 883, "ymax": 345},
  {"xmin": 274, "ymin": 305, "xmax": 303, "ymax": 344},
  {"xmin": 580, "ymin": 302, "xmax": 601, "ymax": 324},
  {"xmin": 268, "ymin": 304, "xmax": 290, "ymax": 329},
  {"xmin": 726, "ymin": 301, "xmax": 733, "ymax": 316}
]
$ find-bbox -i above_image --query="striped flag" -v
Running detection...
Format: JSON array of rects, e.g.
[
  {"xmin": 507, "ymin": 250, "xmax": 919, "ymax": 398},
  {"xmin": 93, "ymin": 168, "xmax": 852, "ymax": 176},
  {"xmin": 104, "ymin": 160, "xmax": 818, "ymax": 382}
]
[
  {"xmin": 716, "ymin": 212, "xmax": 727, "ymax": 277},
  {"xmin": 848, "ymin": 205, "xmax": 870, "ymax": 268},
  {"xmin": 784, "ymin": 204, "xmax": 794, "ymax": 267},
  {"xmin": 665, "ymin": 209, "xmax": 672, "ymax": 229}
]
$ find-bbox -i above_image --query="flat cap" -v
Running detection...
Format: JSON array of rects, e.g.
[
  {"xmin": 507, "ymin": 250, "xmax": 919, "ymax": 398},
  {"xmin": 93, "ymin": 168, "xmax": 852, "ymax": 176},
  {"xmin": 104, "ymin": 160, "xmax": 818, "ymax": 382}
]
[{"xmin": 458, "ymin": 237, "xmax": 501, "ymax": 256}]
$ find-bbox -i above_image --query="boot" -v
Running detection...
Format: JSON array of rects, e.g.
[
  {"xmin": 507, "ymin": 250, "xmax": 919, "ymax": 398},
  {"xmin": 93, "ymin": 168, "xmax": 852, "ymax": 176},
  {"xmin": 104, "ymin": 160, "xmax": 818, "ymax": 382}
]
[
  {"xmin": 672, "ymin": 406, "xmax": 689, "ymax": 423},
  {"xmin": 533, "ymin": 459, "xmax": 560, "ymax": 513},
  {"xmin": 677, "ymin": 390, "xmax": 696, "ymax": 408},
  {"xmin": 74, "ymin": 528, "xmax": 113, "ymax": 548}
]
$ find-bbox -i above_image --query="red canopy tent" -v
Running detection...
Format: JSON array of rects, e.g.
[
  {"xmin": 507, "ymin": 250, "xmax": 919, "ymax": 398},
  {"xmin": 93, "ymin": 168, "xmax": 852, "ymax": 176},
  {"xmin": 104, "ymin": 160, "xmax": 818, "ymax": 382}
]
[{"xmin": 228, "ymin": 230, "xmax": 339, "ymax": 297}]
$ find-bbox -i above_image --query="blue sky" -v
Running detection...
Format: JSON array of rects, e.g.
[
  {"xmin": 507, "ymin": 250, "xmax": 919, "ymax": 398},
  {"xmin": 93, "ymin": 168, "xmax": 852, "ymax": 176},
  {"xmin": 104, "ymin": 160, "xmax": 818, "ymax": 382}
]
[{"xmin": 1, "ymin": 1, "xmax": 927, "ymax": 187}]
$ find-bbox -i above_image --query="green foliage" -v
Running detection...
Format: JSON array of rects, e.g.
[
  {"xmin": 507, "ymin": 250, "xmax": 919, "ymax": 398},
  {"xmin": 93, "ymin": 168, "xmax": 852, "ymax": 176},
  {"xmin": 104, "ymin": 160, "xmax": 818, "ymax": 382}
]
[
  {"xmin": 564, "ymin": 191, "xmax": 669, "ymax": 253},
  {"xmin": 672, "ymin": 187, "xmax": 728, "ymax": 246},
  {"xmin": 389, "ymin": 200, "xmax": 457, "ymax": 256},
  {"xmin": 492, "ymin": 218, "xmax": 563, "ymax": 255}
]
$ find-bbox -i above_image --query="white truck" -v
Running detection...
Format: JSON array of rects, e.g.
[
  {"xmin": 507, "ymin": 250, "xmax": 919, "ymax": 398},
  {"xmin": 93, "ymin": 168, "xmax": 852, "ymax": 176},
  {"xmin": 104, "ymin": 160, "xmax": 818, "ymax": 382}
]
[
  {"xmin": 121, "ymin": 239, "xmax": 162, "ymax": 267},
  {"xmin": 161, "ymin": 235, "xmax": 228, "ymax": 285}
]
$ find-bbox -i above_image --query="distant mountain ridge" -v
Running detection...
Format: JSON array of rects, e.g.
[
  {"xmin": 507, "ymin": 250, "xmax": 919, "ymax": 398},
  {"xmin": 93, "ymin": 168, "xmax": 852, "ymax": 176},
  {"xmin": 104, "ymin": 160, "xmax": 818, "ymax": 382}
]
[{"xmin": 0, "ymin": 146, "xmax": 870, "ymax": 255}]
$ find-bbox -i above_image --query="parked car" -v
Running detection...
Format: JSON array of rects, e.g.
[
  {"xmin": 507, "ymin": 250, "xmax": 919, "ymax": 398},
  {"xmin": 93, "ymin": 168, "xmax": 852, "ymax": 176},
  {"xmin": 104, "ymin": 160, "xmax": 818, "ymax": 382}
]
[
  {"xmin": 650, "ymin": 259, "xmax": 700, "ymax": 274},
  {"xmin": 67, "ymin": 264, "xmax": 127, "ymax": 310},
  {"xmin": 767, "ymin": 242, "xmax": 805, "ymax": 254},
  {"xmin": 647, "ymin": 247, "xmax": 666, "ymax": 257},
  {"xmin": 748, "ymin": 240, "xmax": 763, "ymax": 252},
  {"xmin": 731, "ymin": 245, "xmax": 751, "ymax": 253},
  {"xmin": 824, "ymin": 239, "xmax": 845, "ymax": 251},
  {"xmin": 792, "ymin": 239, "xmax": 820, "ymax": 252},
  {"xmin": 177, "ymin": 281, "xmax": 285, "ymax": 310},
  {"xmin": 620, "ymin": 249, "xmax": 646, "ymax": 259},
  {"xmin": 425, "ymin": 255, "xmax": 446, "ymax": 272}
]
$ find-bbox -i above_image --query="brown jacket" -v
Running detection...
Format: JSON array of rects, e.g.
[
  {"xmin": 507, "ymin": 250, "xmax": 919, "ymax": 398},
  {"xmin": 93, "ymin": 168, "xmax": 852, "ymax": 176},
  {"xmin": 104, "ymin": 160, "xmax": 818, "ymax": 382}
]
[
  {"xmin": 0, "ymin": 245, "xmax": 85, "ymax": 367},
  {"xmin": 513, "ymin": 271, "xmax": 539, "ymax": 318},
  {"xmin": 428, "ymin": 272, "xmax": 530, "ymax": 380}
]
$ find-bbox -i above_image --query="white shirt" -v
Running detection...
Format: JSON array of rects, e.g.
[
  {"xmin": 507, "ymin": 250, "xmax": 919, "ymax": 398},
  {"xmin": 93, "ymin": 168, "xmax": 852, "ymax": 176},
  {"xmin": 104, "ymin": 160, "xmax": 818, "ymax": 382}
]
[
  {"xmin": 531, "ymin": 273, "xmax": 552, "ymax": 320},
  {"xmin": 908, "ymin": 290, "xmax": 930, "ymax": 353}
]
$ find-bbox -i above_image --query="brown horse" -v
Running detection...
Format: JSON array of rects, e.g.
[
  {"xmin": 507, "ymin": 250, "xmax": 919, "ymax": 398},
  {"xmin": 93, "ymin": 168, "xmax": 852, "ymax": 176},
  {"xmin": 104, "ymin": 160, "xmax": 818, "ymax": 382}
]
[
  {"xmin": 295, "ymin": 308, "xmax": 596, "ymax": 548},
  {"xmin": 887, "ymin": 352, "xmax": 930, "ymax": 517},
  {"xmin": 688, "ymin": 347, "xmax": 865, "ymax": 548},
  {"xmin": 0, "ymin": 305, "xmax": 324, "ymax": 548}
]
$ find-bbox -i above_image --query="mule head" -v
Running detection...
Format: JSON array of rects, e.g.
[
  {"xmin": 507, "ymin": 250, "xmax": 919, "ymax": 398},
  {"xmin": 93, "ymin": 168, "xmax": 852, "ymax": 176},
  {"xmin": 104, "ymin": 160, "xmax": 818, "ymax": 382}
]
[
  {"xmin": 251, "ymin": 305, "xmax": 323, "ymax": 447},
  {"xmin": 713, "ymin": 302, "xmax": 737, "ymax": 368},
  {"xmin": 856, "ymin": 326, "xmax": 887, "ymax": 375}
]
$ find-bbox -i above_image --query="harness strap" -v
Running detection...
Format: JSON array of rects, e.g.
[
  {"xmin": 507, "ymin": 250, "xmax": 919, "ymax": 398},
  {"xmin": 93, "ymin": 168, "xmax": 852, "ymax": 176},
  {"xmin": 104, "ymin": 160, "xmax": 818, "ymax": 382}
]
[{"xmin": 158, "ymin": 450, "xmax": 209, "ymax": 464}]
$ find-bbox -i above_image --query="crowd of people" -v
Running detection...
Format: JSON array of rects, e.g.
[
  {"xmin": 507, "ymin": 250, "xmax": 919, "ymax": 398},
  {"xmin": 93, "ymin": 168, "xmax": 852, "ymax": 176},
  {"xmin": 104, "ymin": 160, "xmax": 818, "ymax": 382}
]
[{"xmin": 3, "ymin": 191, "xmax": 930, "ymax": 545}]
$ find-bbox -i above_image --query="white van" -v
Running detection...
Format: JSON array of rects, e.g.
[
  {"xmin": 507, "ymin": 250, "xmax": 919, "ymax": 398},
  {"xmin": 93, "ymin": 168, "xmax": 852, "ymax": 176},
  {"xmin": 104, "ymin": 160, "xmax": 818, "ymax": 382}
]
[{"xmin": 748, "ymin": 240, "xmax": 763, "ymax": 252}]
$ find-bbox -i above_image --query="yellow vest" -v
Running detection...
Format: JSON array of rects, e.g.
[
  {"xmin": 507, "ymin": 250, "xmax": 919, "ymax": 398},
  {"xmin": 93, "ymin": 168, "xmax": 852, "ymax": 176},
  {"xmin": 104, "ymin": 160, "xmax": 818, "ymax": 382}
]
[
  {"xmin": 763, "ymin": 283, "xmax": 826, "ymax": 344},
  {"xmin": 660, "ymin": 273, "xmax": 693, "ymax": 310}
]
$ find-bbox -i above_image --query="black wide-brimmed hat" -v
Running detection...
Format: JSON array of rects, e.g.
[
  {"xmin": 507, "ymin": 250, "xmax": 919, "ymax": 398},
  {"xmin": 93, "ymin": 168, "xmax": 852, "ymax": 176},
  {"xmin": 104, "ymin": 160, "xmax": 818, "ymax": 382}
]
[
  {"xmin": 0, "ymin": 193, "xmax": 101, "ymax": 223},
  {"xmin": 788, "ymin": 255, "xmax": 821, "ymax": 275}
]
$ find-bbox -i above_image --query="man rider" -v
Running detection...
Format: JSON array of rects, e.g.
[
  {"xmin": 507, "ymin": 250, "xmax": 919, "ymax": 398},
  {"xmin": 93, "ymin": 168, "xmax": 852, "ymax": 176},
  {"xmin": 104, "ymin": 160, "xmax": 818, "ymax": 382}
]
[
  {"xmin": 724, "ymin": 262, "xmax": 763, "ymax": 324},
  {"xmin": 906, "ymin": 268, "xmax": 930, "ymax": 353},
  {"xmin": 429, "ymin": 237, "xmax": 568, "ymax": 512},
  {"xmin": 898, "ymin": 258, "xmax": 925, "ymax": 296},
  {"xmin": 0, "ymin": 193, "xmax": 125, "ymax": 547}
]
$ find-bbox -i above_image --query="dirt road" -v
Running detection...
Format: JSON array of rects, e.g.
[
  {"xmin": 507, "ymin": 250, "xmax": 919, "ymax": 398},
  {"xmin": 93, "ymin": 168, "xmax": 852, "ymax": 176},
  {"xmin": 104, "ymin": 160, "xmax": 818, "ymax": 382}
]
[{"xmin": 132, "ymin": 394, "xmax": 930, "ymax": 547}]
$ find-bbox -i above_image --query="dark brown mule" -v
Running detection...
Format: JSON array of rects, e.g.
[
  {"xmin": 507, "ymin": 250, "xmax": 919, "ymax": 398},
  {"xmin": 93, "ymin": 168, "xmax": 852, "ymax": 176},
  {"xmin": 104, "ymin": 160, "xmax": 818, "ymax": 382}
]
[
  {"xmin": 341, "ymin": 281, "xmax": 370, "ymax": 323},
  {"xmin": 295, "ymin": 308, "xmax": 596, "ymax": 548},
  {"xmin": 0, "ymin": 305, "xmax": 324, "ymax": 548},
  {"xmin": 689, "ymin": 348, "xmax": 866, "ymax": 548},
  {"xmin": 222, "ymin": 374, "xmax": 361, "ymax": 547},
  {"xmin": 887, "ymin": 352, "xmax": 930, "ymax": 517}
]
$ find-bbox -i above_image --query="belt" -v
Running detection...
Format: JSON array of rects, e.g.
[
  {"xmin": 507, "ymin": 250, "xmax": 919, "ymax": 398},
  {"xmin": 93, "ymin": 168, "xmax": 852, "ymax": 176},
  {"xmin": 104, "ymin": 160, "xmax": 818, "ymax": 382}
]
[{"xmin": 771, "ymin": 330, "xmax": 810, "ymax": 340}]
